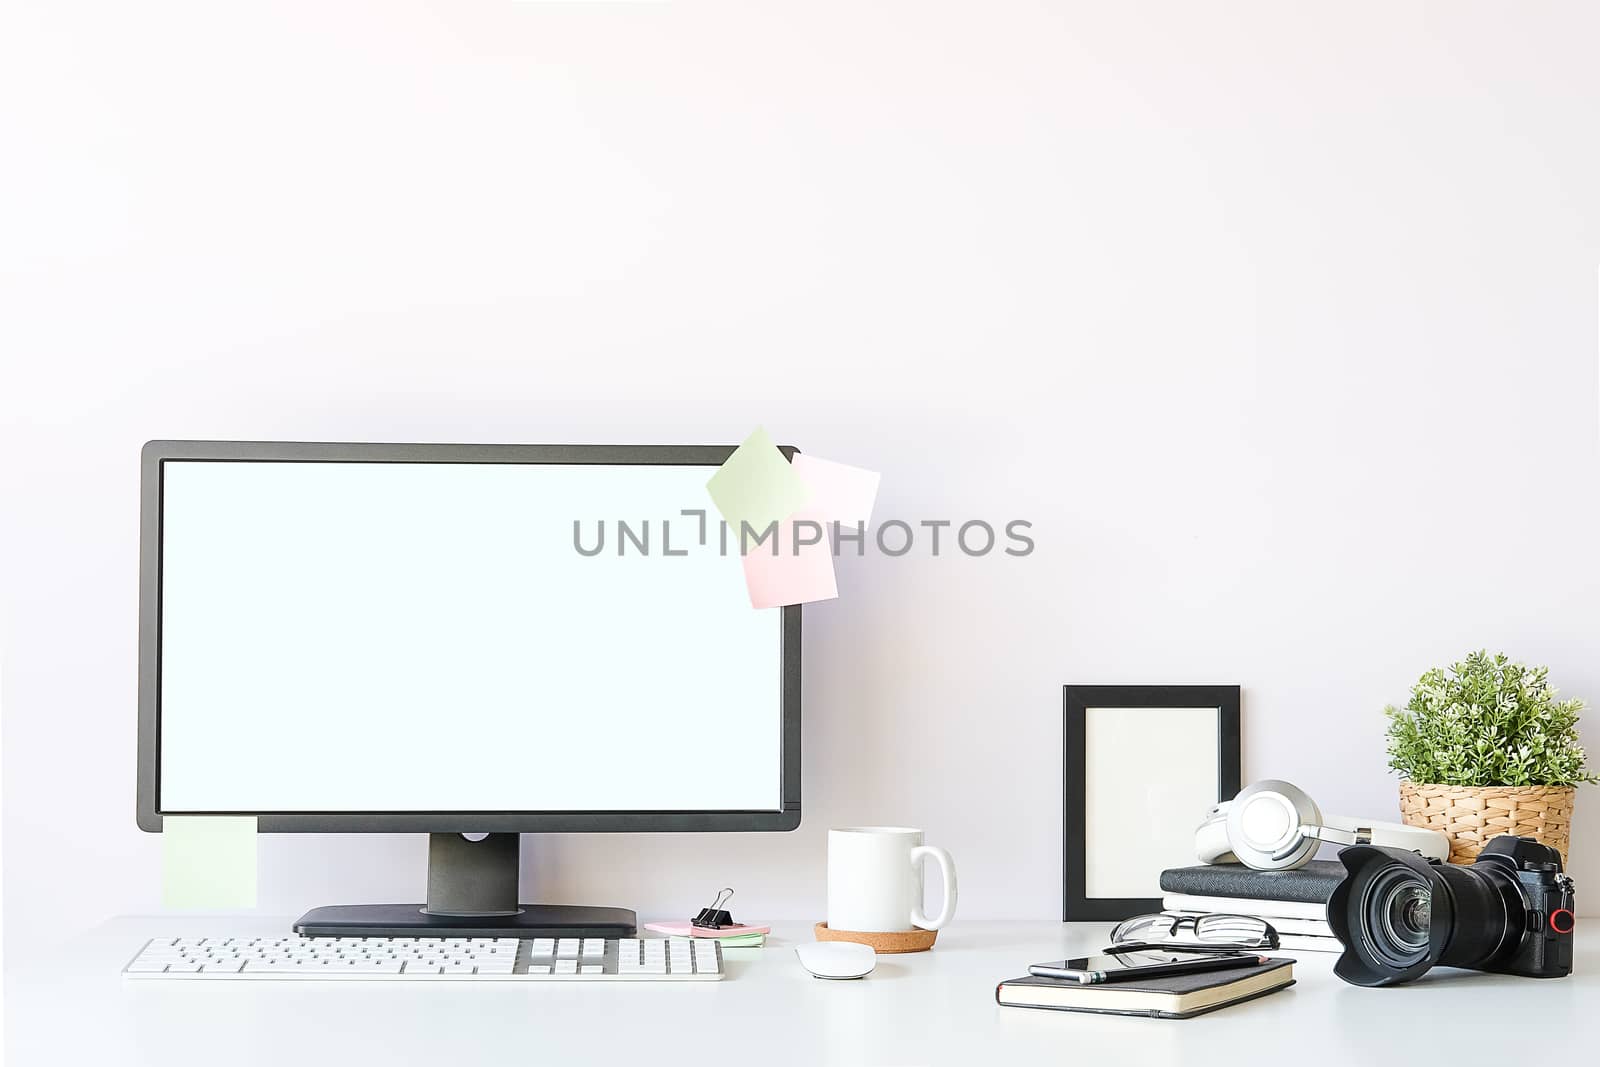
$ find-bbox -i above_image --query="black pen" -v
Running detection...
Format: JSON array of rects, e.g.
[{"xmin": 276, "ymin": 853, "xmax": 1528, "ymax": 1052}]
[
  {"xmin": 1030, "ymin": 953, "xmax": 1268, "ymax": 985},
  {"xmin": 1084, "ymin": 954, "xmax": 1266, "ymax": 985}
]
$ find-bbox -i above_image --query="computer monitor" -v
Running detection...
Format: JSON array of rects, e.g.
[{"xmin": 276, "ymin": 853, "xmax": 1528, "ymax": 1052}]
[{"xmin": 137, "ymin": 441, "xmax": 801, "ymax": 936}]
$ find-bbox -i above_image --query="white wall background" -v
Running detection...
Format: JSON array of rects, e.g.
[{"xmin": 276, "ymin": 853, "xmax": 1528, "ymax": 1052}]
[{"xmin": 4, "ymin": 1, "xmax": 1600, "ymax": 955}]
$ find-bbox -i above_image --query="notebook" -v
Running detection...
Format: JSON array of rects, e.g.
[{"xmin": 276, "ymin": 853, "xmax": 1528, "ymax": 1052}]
[
  {"xmin": 1158, "ymin": 861, "xmax": 1344, "ymax": 904},
  {"xmin": 1161, "ymin": 894, "xmax": 1327, "ymax": 921},
  {"xmin": 995, "ymin": 958, "xmax": 1294, "ymax": 1019},
  {"xmin": 1273, "ymin": 934, "xmax": 1339, "ymax": 953}
]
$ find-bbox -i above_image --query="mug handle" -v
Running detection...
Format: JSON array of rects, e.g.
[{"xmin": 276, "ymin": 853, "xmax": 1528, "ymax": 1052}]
[{"xmin": 909, "ymin": 845, "xmax": 958, "ymax": 930}]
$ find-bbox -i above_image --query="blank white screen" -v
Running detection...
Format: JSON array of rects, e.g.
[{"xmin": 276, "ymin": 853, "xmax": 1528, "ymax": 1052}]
[{"xmin": 158, "ymin": 461, "xmax": 784, "ymax": 812}]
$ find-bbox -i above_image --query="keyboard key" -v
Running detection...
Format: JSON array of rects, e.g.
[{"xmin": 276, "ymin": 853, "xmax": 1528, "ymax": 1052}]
[
  {"xmin": 581, "ymin": 965, "xmax": 602, "ymax": 974},
  {"xmin": 554, "ymin": 959, "xmax": 579, "ymax": 974},
  {"xmin": 556, "ymin": 938, "xmax": 580, "ymax": 958},
  {"xmin": 581, "ymin": 938, "xmax": 604, "ymax": 958},
  {"xmin": 529, "ymin": 938, "xmax": 555, "ymax": 957}
]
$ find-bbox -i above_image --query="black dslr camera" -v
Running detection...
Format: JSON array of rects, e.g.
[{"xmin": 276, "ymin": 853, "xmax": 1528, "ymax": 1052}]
[{"xmin": 1327, "ymin": 835, "xmax": 1575, "ymax": 986}]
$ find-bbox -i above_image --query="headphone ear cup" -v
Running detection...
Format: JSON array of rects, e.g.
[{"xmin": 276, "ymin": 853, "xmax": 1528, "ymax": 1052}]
[
  {"xmin": 1255, "ymin": 832, "xmax": 1318, "ymax": 871},
  {"xmin": 1224, "ymin": 780, "xmax": 1323, "ymax": 871},
  {"xmin": 1194, "ymin": 808, "xmax": 1235, "ymax": 864},
  {"xmin": 1303, "ymin": 791, "xmax": 1324, "ymax": 833}
]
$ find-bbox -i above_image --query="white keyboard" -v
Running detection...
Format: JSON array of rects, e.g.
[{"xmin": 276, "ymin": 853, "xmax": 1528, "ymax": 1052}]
[{"xmin": 123, "ymin": 936, "xmax": 724, "ymax": 981}]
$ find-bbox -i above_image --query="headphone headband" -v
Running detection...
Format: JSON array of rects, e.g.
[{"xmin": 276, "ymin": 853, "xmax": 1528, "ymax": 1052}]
[
  {"xmin": 1195, "ymin": 780, "xmax": 1449, "ymax": 870},
  {"xmin": 1314, "ymin": 814, "xmax": 1449, "ymax": 856}
]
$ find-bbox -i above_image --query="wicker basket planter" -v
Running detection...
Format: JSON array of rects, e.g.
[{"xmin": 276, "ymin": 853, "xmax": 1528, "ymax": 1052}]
[{"xmin": 1398, "ymin": 781, "xmax": 1575, "ymax": 866}]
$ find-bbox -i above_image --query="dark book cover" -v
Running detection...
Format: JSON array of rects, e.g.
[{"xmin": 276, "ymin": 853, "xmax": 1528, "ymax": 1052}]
[
  {"xmin": 1159, "ymin": 861, "xmax": 1345, "ymax": 904},
  {"xmin": 995, "ymin": 958, "xmax": 1295, "ymax": 1020}
]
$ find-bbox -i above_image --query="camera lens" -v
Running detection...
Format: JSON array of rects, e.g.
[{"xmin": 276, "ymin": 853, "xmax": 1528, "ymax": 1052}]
[
  {"xmin": 1394, "ymin": 888, "xmax": 1430, "ymax": 939},
  {"xmin": 1328, "ymin": 845, "xmax": 1458, "ymax": 986},
  {"xmin": 1364, "ymin": 868, "xmax": 1432, "ymax": 969}
]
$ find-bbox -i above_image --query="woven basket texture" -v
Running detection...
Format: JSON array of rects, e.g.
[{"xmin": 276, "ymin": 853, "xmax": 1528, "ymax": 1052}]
[{"xmin": 1398, "ymin": 781, "xmax": 1574, "ymax": 865}]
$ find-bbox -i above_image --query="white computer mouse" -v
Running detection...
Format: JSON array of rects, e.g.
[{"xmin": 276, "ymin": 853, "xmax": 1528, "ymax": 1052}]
[{"xmin": 795, "ymin": 941, "xmax": 876, "ymax": 980}]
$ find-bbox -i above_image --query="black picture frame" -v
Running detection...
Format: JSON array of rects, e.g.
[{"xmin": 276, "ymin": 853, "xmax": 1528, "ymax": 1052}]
[{"xmin": 1062, "ymin": 685, "xmax": 1241, "ymax": 922}]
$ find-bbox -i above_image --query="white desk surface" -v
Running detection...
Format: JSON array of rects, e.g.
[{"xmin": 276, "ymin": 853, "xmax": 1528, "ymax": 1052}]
[{"xmin": 7, "ymin": 916, "xmax": 1595, "ymax": 1064}]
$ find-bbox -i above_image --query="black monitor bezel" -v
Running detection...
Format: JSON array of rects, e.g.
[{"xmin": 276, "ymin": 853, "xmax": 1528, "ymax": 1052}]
[{"xmin": 136, "ymin": 440, "xmax": 802, "ymax": 834}]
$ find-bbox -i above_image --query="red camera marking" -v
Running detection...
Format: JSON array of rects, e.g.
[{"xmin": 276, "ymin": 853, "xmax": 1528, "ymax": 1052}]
[{"xmin": 1549, "ymin": 908, "xmax": 1575, "ymax": 934}]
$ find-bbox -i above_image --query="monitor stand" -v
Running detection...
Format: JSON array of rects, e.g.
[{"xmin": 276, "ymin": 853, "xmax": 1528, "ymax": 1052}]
[{"xmin": 293, "ymin": 833, "xmax": 637, "ymax": 938}]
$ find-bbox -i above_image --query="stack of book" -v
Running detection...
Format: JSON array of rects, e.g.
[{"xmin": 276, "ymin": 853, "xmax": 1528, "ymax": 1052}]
[{"xmin": 1158, "ymin": 860, "xmax": 1344, "ymax": 953}]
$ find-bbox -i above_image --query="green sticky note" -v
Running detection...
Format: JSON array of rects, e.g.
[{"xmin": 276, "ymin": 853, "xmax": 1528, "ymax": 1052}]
[
  {"xmin": 716, "ymin": 932, "xmax": 766, "ymax": 947},
  {"xmin": 706, "ymin": 427, "xmax": 810, "ymax": 537},
  {"xmin": 162, "ymin": 816, "xmax": 258, "ymax": 910}
]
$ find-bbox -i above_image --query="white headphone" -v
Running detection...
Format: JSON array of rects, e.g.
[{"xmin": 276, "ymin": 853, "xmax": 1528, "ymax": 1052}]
[{"xmin": 1195, "ymin": 779, "xmax": 1450, "ymax": 871}]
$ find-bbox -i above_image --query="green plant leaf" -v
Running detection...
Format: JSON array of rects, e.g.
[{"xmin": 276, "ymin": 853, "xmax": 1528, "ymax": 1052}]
[{"xmin": 1384, "ymin": 650, "xmax": 1597, "ymax": 787}]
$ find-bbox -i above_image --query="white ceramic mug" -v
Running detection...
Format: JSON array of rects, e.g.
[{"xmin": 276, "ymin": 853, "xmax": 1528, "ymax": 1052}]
[{"xmin": 827, "ymin": 826, "xmax": 958, "ymax": 933}]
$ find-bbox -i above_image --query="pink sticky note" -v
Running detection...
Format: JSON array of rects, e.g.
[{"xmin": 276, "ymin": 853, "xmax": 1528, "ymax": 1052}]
[
  {"xmin": 791, "ymin": 454, "xmax": 880, "ymax": 528},
  {"xmin": 741, "ymin": 517, "xmax": 838, "ymax": 609},
  {"xmin": 737, "ymin": 453, "xmax": 878, "ymax": 609},
  {"xmin": 643, "ymin": 920, "xmax": 772, "ymax": 938}
]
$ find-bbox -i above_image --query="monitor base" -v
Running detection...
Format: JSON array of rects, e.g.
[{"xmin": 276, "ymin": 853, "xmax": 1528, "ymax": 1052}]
[
  {"xmin": 293, "ymin": 833, "xmax": 636, "ymax": 938},
  {"xmin": 293, "ymin": 903, "xmax": 638, "ymax": 939}
]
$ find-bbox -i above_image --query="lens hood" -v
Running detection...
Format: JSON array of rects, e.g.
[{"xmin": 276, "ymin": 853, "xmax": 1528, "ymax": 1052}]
[{"xmin": 1327, "ymin": 844, "xmax": 1454, "ymax": 986}]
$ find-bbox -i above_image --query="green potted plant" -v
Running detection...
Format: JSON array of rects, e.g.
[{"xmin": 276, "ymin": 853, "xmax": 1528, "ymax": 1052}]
[{"xmin": 1385, "ymin": 650, "xmax": 1595, "ymax": 864}]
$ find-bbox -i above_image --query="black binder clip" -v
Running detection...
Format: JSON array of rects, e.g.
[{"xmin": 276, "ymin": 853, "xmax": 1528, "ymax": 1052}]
[{"xmin": 691, "ymin": 887, "xmax": 737, "ymax": 931}]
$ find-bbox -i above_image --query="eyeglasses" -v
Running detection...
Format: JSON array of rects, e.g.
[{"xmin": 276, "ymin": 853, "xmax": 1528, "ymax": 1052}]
[{"xmin": 1107, "ymin": 912, "xmax": 1280, "ymax": 952}]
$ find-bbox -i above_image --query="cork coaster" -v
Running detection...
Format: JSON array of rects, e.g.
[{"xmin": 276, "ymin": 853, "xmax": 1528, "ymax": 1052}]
[{"xmin": 813, "ymin": 922, "xmax": 938, "ymax": 953}]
